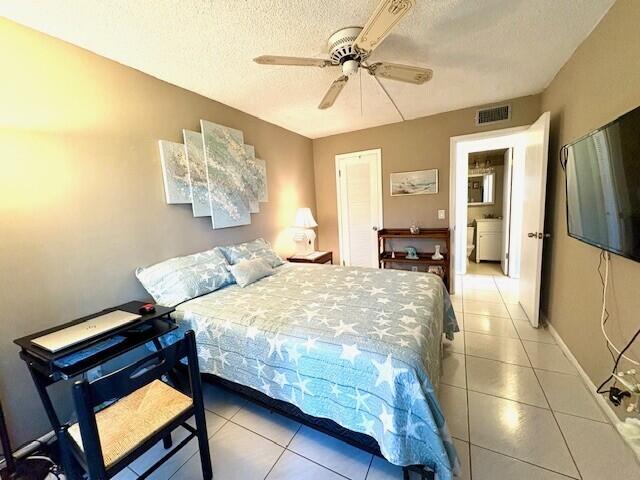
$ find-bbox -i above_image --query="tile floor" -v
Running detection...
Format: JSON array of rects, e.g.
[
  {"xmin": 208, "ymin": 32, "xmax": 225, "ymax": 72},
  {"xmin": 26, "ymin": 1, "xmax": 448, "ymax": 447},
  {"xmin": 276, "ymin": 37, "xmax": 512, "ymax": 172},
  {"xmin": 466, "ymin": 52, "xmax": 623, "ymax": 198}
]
[{"xmin": 113, "ymin": 270, "xmax": 640, "ymax": 480}]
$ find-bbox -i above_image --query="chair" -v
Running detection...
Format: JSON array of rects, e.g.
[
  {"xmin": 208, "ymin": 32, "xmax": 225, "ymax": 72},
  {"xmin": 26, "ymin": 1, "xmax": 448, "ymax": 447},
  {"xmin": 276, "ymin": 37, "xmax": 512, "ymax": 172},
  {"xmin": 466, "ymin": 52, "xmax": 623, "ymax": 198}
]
[{"xmin": 58, "ymin": 330, "xmax": 212, "ymax": 480}]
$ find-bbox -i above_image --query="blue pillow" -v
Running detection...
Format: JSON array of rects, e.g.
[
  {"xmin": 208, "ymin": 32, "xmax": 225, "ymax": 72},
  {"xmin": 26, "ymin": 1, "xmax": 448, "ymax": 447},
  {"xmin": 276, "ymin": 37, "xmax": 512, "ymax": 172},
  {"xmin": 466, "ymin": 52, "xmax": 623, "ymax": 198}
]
[
  {"xmin": 219, "ymin": 238, "xmax": 284, "ymax": 267},
  {"xmin": 135, "ymin": 247, "xmax": 233, "ymax": 307},
  {"xmin": 227, "ymin": 258, "xmax": 275, "ymax": 288}
]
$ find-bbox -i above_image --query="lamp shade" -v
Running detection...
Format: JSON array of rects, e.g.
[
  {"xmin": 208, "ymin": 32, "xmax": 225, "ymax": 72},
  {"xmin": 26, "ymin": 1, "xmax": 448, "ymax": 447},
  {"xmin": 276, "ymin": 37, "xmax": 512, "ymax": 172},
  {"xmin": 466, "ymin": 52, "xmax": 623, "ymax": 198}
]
[{"xmin": 293, "ymin": 207, "xmax": 318, "ymax": 229}]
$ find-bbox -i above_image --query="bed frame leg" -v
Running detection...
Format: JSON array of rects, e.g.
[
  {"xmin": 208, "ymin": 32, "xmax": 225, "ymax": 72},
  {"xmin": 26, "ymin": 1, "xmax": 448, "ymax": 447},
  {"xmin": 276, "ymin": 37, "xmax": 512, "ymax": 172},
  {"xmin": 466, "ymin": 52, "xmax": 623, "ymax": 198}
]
[{"xmin": 404, "ymin": 465, "xmax": 435, "ymax": 480}]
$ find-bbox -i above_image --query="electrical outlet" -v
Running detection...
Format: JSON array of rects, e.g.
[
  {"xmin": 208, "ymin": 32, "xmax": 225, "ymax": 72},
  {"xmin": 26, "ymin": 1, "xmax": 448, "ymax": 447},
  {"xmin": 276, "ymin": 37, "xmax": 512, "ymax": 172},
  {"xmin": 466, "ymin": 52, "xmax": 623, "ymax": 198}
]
[{"xmin": 438, "ymin": 209, "xmax": 446, "ymax": 220}]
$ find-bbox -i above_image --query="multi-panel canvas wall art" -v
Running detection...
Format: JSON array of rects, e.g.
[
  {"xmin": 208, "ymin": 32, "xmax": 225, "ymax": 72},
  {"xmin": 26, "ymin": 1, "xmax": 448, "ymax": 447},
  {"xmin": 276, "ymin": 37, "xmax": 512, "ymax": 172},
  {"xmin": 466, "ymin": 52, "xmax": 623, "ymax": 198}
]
[
  {"xmin": 201, "ymin": 120, "xmax": 252, "ymax": 229},
  {"xmin": 158, "ymin": 140, "xmax": 191, "ymax": 204},
  {"xmin": 182, "ymin": 129, "xmax": 210, "ymax": 217},
  {"xmin": 159, "ymin": 120, "xmax": 268, "ymax": 229},
  {"xmin": 255, "ymin": 157, "xmax": 268, "ymax": 202}
]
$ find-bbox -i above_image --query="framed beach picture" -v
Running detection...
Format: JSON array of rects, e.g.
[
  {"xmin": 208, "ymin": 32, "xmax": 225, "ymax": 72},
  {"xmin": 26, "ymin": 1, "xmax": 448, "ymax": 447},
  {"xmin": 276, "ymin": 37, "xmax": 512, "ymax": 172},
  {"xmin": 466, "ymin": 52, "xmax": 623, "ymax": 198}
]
[{"xmin": 390, "ymin": 168, "xmax": 438, "ymax": 196}]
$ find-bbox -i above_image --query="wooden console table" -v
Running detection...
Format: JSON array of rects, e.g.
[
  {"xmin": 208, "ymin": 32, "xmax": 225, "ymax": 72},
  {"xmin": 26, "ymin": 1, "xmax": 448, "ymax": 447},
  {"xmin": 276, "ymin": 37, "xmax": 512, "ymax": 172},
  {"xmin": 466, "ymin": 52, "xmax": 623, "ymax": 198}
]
[{"xmin": 377, "ymin": 228, "xmax": 451, "ymax": 290}]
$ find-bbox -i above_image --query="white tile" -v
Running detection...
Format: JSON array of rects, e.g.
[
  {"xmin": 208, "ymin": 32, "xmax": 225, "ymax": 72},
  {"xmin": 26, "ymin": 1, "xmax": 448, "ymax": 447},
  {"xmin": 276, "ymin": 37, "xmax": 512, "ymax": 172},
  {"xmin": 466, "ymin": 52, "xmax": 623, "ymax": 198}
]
[
  {"xmin": 499, "ymin": 290, "xmax": 521, "ymax": 304},
  {"xmin": 365, "ymin": 456, "xmax": 402, "ymax": 480},
  {"xmin": 129, "ymin": 411, "xmax": 225, "ymax": 479},
  {"xmin": 535, "ymin": 370, "xmax": 607, "ymax": 422},
  {"xmin": 111, "ymin": 468, "xmax": 138, "ymax": 479},
  {"xmin": 266, "ymin": 450, "xmax": 345, "ymax": 480},
  {"xmin": 202, "ymin": 382, "xmax": 246, "ymax": 419},
  {"xmin": 556, "ymin": 413, "xmax": 640, "ymax": 480},
  {"xmin": 506, "ymin": 303, "xmax": 528, "ymax": 320},
  {"xmin": 171, "ymin": 421, "xmax": 283, "ymax": 480},
  {"xmin": 513, "ymin": 320, "xmax": 556, "ymax": 344},
  {"xmin": 443, "ymin": 331, "xmax": 465, "ymax": 354},
  {"xmin": 468, "ymin": 391, "xmax": 578, "ymax": 477},
  {"xmin": 471, "ymin": 445, "xmax": 573, "ymax": 480},
  {"xmin": 463, "ymin": 300, "xmax": 510, "ymax": 318},
  {"xmin": 453, "ymin": 310, "xmax": 464, "ymax": 329},
  {"xmin": 438, "ymin": 384, "xmax": 469, "ymax": 441},
  {"xmin": 289, "ymin": 426, "xmax": 372, "ymax": 480},
  {"xmin": 462, "ymin": 288, "xmax": 504, "ymax": 303},
  {"xmin": 453, "ymin": 439, "xmax": 471, "ymax": 480},
  {"xmin": 465, "ymin": 332, "xmax": 531, "ymax": 367},
  {"xmin": 463, "ymin": 275, "xmax": 498, "ymax": 290},
  {"xmin": 522, "ymin": 341, "xmax": 577, "ymax": 375},
  {"xmin": 464, "ymin": 313, "xmax": 519, "ymax": 338},
  {"xmin": 466, "ymin": 356, "xmax": 548, "ymax": 407},
  {"xmin": 441, "ymin": 351, "xmax": 466, "ymax": 388},
  {"xmin": 450, "ymin": 294, "xmax": 463, "ymax": 309},
  {"xmin": 232, "ymin": 402, "xmax": 300, "ymax": 446}
]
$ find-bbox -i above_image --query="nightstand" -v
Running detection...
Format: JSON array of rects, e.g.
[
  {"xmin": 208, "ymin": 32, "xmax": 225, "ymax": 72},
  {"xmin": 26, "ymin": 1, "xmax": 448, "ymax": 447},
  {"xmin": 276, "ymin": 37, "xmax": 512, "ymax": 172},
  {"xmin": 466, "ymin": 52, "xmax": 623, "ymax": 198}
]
[{"xmin": 287, "ymin": 251, "xmax": 333, "ymax": 265}]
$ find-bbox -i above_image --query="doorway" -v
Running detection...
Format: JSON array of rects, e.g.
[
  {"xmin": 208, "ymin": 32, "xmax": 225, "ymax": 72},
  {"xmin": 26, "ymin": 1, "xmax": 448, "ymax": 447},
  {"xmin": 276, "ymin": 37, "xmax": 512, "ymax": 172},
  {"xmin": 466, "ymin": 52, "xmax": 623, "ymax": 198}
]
[
  {"xmin": 335, "ymin": 149, "xmax": 383, "ymax": 268},
  {"xmin": 449, "ymin": 113, "xmax": 550, "ymax": 326}
]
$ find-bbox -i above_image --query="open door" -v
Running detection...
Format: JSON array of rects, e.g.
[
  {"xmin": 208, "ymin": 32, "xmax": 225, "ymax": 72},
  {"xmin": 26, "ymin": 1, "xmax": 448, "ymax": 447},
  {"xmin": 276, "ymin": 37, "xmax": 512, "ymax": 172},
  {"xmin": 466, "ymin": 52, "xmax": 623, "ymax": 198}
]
[
  {"xmin": 501, "ymin": 148, "xmax": 514, "ymax": 275},
  {"xmin": 519, "ymin": 112, "xmax": 551, "ymax": 327}
]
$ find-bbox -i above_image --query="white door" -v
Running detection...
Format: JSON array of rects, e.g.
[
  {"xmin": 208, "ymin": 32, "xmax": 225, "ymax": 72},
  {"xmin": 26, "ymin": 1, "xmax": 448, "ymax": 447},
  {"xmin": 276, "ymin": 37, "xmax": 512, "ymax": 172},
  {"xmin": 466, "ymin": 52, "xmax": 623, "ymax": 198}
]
[
  {"xmin": 336, "ymin": 149, "xmax": 383, "ymax": 267},
  {"xmin": 519, "ymin": 112, "xmax": 551, "ymax": 327},
  {"xmin": 501, "ymin": 148, "xmax": 514, "ymax": 275}
]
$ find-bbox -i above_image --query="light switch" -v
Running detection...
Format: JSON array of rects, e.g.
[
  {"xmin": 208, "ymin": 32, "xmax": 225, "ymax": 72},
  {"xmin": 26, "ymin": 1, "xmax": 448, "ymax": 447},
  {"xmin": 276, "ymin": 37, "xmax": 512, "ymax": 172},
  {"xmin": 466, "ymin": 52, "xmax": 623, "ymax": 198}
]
[{"xmin": 438, "ymin": 209, "xmax": 446, "ymax": 220}]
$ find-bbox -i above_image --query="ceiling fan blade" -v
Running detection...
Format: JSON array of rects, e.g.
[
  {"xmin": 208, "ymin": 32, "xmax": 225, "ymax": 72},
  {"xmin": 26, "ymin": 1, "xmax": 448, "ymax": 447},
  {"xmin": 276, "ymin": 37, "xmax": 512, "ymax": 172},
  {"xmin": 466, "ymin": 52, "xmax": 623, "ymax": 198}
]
[
  {"xmin": 367, "ymin": 62, "xmax": 433, "ymax": 85},
  {"xmin": 318, "ymin": 76, "xmax": 349, "ymax": 110},
  {"xmin": 254, "ymin": 55, "xmax": 333, "ymax": 68},
  {"xmin": 353, "ymin": 0, "xmax": 414, "ymax": 55}
]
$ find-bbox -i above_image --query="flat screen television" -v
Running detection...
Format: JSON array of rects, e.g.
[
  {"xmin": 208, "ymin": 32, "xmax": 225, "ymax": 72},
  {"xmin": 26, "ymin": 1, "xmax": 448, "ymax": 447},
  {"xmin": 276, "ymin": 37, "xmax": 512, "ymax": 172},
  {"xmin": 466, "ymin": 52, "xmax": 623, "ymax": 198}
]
[{"xmin": 564, "ymin": 105, "xmax": 640, "ymax": 262}]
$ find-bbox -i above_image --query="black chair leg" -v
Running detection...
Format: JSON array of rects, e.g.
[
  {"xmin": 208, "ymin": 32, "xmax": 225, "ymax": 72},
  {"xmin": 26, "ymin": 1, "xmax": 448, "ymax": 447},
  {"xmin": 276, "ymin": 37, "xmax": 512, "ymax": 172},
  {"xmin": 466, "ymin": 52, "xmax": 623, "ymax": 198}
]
[
  {"xmin": 403, "ymin": 466, "xmax": 410, "ymax": 480},
  {"xmin": 58, "ymin": 428, "xmax": 80, "ymax": 480},
  {"xmin": 162, "ymin": 433, "xmax": 172, "ymax": 449},
  {"xmin": 194, "ymin": 408, "xmax": 212, "ymax": 480}
]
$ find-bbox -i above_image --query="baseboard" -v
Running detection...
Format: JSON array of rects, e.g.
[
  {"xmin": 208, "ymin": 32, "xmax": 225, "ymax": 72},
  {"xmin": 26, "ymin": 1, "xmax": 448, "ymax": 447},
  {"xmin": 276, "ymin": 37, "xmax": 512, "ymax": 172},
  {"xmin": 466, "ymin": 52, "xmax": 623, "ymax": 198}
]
[{"xmin": 543, "ymin": 317, "xmax": 621, "ymax": 426}]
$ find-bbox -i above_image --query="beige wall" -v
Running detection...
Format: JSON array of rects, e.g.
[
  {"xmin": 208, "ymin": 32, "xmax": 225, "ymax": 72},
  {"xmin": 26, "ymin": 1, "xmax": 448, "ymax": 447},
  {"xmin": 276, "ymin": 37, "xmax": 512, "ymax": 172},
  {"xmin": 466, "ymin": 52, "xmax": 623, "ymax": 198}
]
[
  {"xmin": 0, "ymin": 19, "xmax": 314, "ymax": 445},
  {"xmin": 312, "ymin": 95, "xmax": 541, "ymax": 264},
  {"xmin": 541, "ymin": 0, "xmax": 640, "ymax": 390}
]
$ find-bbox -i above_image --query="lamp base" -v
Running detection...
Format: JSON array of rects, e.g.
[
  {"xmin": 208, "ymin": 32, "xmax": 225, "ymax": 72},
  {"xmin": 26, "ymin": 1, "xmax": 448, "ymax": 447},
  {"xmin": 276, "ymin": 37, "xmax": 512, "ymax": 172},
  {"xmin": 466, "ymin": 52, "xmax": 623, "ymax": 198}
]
[{"xmin": 293, "ymin": 229, "xmax": 316, "ymax": 256}]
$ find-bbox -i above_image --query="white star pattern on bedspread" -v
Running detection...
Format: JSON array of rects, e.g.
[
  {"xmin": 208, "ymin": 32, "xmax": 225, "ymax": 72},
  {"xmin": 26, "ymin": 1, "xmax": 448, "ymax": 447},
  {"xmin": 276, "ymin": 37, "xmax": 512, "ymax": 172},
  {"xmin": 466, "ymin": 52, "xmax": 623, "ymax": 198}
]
[{"xmin": 167, "ymin": 263, "xmax": 460, "ymax": 479}]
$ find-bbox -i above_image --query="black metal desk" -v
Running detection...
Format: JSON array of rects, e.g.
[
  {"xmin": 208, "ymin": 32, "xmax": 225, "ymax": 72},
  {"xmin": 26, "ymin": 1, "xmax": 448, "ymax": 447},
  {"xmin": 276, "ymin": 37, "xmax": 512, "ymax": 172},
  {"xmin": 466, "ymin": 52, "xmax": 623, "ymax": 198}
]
[{"xmin": 14, "ymin": 301, "xmax": 176, "ymax": 433}]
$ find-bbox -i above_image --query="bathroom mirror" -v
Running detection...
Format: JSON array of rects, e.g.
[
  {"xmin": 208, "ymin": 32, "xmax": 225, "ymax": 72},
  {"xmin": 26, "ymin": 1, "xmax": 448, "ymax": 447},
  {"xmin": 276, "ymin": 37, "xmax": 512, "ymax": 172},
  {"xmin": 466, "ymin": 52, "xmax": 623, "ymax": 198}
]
[{"xmin": 468, "ymin": 172, "xmax": 495, "ymax": 206}]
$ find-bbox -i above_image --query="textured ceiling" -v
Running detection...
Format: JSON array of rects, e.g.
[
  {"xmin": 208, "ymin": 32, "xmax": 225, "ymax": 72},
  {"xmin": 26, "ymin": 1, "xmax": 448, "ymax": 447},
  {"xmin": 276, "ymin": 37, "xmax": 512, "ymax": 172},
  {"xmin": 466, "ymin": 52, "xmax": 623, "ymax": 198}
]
[{"xmin": 2, "ymin": 0, "xmax": 614, "ymax": 139}]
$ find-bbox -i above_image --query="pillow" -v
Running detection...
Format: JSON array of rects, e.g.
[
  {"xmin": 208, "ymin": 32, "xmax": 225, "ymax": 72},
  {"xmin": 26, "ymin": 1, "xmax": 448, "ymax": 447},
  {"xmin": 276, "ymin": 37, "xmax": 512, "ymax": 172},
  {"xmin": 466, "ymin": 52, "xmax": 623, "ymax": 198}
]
[
  {"xmin": 227, "ymin": 258, "xmax": 274, "ymax": 288},
  {"xmin": 135, "ymin": 247, "xmax": 233, "ymax": 307},
  {"xmin": 219, "ymin": 238, "xmax": 284, "ymax": 268}
]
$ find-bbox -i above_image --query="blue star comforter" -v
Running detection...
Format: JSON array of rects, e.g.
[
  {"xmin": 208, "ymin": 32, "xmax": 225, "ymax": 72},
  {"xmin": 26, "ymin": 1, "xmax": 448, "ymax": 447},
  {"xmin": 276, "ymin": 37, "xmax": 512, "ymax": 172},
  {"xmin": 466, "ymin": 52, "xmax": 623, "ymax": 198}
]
[{"xmin": 172, "ymin": 263, "xmax": 460, "ymax": 478}]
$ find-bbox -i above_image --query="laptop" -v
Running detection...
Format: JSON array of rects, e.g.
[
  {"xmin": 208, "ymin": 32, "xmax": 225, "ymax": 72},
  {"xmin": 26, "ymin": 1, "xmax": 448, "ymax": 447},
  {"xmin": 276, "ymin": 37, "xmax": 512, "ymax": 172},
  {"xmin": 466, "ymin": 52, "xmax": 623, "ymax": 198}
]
[{"xmin": 31, "ymin": 310, "xmax": 142, "ymax": 353}]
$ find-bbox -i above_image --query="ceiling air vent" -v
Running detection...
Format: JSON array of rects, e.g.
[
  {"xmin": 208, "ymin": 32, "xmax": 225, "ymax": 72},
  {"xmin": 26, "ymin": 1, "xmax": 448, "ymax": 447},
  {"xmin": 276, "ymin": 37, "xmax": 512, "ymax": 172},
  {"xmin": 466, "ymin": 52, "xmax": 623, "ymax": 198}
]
[{"xmin": 475, "ymin": 104, "xmax": 511, "ymax": 126}]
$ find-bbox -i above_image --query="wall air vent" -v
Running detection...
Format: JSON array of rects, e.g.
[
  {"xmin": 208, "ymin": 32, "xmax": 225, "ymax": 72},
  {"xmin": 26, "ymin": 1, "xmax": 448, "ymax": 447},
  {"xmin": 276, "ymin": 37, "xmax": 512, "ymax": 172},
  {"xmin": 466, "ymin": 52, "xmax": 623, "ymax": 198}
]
[{"xmin": 475, "ymin": 104, "xmax": 511, "ymax": 126}]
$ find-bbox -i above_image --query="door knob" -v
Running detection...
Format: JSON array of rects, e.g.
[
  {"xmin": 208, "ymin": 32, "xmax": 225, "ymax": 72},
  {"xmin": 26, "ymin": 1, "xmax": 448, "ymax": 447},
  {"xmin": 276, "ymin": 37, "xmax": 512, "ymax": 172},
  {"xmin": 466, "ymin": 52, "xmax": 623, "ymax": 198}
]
[
  {"xmin": 527, "ymin": 232, "xmax": 537, "ymax": 238},
  {"xmin": 372, "ymin": 226, "xmax": 378, "ymax": 231}
]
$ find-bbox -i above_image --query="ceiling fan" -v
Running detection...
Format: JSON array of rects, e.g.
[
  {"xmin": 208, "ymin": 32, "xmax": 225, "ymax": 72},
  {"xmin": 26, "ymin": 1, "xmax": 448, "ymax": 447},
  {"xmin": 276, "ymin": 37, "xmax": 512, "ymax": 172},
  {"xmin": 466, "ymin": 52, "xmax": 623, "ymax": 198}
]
[{"xmin": 254, "ymin": 0, "xmax": 433, "ymax": 111}]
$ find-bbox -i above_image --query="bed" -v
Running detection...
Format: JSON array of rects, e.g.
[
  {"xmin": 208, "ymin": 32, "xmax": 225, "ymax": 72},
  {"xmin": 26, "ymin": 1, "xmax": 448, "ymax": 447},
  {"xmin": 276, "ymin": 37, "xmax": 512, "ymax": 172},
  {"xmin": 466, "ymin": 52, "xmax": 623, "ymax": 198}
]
[{"xmin": 164, "ymin": 262, "xmax": 460, "ymax": 479}]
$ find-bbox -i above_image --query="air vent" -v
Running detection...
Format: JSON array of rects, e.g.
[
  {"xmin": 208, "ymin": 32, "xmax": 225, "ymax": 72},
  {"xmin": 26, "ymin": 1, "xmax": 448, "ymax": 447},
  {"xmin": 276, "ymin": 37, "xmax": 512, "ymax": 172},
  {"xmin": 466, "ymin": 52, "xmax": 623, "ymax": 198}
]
[{"xmin": 475, "ymin": 104, "xmax": 511, "ymax": 126}]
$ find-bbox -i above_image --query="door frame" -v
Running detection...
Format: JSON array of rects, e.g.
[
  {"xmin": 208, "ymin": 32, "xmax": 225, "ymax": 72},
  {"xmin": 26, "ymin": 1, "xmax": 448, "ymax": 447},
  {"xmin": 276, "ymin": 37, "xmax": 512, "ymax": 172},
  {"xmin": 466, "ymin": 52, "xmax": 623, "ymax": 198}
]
[
  {"xmin": 335, "ymin": 148, "xmax": 383, "ymax": 267},
  {"xmin": 449, "ymin": 126, "xmax": 529, "ymax": 293}
]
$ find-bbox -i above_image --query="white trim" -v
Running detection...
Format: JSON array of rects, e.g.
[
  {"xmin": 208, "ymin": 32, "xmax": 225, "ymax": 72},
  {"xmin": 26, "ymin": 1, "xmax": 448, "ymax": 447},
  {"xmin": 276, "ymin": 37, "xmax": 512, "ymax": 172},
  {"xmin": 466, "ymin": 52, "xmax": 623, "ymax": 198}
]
[
  {"xmin": 449, "ymin": 125, "xmax": 530, "ymax": 288},
  {"xmin": 544, "ymin": 318, "xmax": 620, "ymax": 427},
  {"xmin": 335, "ymin": 148, "xmax": 383, "ymax": 267}
]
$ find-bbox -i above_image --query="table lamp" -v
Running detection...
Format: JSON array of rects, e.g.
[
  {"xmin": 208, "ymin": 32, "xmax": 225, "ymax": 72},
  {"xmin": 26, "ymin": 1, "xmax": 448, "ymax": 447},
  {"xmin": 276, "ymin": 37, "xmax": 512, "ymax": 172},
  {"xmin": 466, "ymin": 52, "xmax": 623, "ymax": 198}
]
[{"xmin": 293, "ymin": 207, "xmax": 318, "ymax": 255}]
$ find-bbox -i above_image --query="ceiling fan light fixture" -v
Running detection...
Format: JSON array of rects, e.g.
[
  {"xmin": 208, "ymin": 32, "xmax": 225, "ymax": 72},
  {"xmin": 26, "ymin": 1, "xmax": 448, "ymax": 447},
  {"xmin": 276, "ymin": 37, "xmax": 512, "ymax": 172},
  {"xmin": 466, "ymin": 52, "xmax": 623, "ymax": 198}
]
[{"xmin": 342, "ymin": 59, "xmax": 359, "ymax": 76}]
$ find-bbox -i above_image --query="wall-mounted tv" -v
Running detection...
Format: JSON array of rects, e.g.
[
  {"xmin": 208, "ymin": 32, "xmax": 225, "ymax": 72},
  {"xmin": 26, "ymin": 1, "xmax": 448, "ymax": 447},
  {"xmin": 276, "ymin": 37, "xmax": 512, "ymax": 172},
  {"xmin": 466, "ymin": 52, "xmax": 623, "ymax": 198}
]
[{"xmin": 564, "ymin": 105, "xmax": 640, "ymax": 262}]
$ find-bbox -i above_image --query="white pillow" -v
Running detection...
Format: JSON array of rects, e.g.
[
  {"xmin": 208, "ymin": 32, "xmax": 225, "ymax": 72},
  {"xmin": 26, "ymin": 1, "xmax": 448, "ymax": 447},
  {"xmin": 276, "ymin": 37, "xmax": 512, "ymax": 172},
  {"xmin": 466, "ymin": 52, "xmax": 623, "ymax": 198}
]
[
  {"xmin": 227, "ymin": 258, "xmax": 274, "ymax": 288},
  {"xmin": 135, "ymin": 247, "xmax": 233, "ymax": 307}
]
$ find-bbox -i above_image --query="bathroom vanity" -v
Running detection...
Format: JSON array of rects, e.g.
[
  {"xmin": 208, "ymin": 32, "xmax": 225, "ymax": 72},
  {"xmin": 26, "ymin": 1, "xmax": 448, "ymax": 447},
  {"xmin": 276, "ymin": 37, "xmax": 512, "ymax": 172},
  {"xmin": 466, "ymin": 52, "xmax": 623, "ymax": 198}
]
[{"xmin": 474, "ymin": 218, "xmax": 503, "ymax": 262}]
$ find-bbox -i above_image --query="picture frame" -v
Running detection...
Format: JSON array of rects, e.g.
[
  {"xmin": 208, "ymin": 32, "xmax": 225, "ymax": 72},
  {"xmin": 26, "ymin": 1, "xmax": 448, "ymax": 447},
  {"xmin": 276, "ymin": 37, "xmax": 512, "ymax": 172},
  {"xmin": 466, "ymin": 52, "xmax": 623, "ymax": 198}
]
[{"xmin": 390, "ymin": 168, "xmax": 438, "ymax": 196}]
